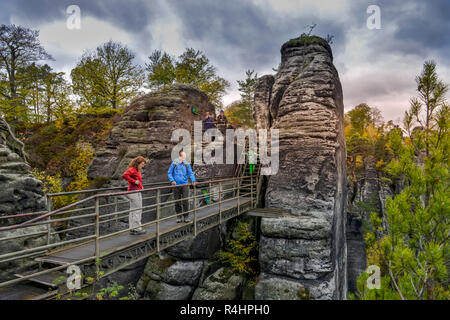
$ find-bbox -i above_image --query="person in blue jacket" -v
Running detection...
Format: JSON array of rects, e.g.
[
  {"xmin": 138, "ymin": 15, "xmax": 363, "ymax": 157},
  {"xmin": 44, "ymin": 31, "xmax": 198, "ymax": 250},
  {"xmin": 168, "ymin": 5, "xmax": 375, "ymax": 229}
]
[{"xmin": 168, "ymin": 150, "xmax": 196, "ymax": 223}]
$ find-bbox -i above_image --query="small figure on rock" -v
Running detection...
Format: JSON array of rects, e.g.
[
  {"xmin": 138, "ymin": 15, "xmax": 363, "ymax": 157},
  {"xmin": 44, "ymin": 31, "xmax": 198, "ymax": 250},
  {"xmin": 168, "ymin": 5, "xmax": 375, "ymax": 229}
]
[
  {"xmin": 217, "ymin": 110, "xmax": 227, "ymax": 134},
  {"xmin": 202, "ymin": 111, "xmax": 216, "ymax": 142}
]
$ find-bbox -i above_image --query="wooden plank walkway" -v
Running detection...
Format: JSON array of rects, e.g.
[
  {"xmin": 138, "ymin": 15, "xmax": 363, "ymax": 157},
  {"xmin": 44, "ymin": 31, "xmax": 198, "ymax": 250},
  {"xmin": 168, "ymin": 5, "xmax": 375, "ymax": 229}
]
[{"xmin": 37, "ymin": 197, "xmax": 251, "ymax": 265}]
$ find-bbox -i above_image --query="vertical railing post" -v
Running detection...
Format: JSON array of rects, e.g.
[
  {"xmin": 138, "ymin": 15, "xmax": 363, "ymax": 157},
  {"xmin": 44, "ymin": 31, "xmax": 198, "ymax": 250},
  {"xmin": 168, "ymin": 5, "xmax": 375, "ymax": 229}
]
[
  {"xmin": 237, "ymin": 178, "xmax": 241, "ymax": 216},
  {"xmin": 251, "ymin": 175, "xmax": 254, "ymax": 208},
  {"xmin": 156, "ymin": 189, "xmax": 160, "ymax": 252},
  {"xmin": 219, "ymin": 182, "xmax": 222, "ymax": 225},
  {"xmin": 46, "ymin": 195, "xmax": 53, "ymax": 246},
  {"xmin": 209, "ymin": 181, "xmax": 212, "ymax": 204},
  {"xmin": 95, "ymin": 197, "xmax": 100, "ymax": 274},
  {"xmin": 114, "ymin": 196, "xmax": 118, "ymax": 232},
  {"xmin": 193, "ymin": 183, "xmax": 197, "ymax": 236}
]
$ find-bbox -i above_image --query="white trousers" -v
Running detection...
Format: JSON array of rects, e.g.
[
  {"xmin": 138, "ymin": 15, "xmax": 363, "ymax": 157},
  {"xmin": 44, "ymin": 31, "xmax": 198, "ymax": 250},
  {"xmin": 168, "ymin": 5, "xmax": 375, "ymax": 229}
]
[{"xmin": 127, "ymin": 192, "xmax": 142, "ymax": 229}]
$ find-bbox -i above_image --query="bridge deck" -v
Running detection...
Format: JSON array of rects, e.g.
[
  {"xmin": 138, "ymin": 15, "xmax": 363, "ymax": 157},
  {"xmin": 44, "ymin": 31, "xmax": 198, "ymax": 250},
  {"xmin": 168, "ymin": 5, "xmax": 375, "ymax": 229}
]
[{"xmin": 37, "ymin": 197, "xmax": 251, "ymax": 265}]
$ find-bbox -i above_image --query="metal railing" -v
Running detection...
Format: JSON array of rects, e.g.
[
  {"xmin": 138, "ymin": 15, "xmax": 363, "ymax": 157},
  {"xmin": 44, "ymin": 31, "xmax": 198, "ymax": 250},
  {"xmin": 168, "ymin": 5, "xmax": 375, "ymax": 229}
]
[{"xmin": 0, "ymin": 174, "xmax": 257, "ymax": 294}]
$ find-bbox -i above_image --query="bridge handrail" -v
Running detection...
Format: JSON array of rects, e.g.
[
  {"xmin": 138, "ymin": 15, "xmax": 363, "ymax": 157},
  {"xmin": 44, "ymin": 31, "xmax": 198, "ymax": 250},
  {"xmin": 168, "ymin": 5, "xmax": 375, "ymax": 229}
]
[
  {"xmin": 0, "ymin": 175, "xmax": 251, "ymax": 231},
  {"xmin": 46, "ymin": 175, "xmax": 233, "ymax": 197},
  {"xmin": 0, "ymin": 175, "xmax": 235, "ymax": 221}
]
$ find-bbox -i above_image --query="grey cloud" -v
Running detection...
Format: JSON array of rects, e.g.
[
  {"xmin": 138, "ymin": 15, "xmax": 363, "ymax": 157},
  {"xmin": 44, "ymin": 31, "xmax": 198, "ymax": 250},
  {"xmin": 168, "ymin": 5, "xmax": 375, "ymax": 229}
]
[
  {"xmin": 0, "ymin": 0, "xmax": 448, "ymax": 120},
  {"xmin": 1, "ymin": 0, "xmax": 159, "ymax": 33}
]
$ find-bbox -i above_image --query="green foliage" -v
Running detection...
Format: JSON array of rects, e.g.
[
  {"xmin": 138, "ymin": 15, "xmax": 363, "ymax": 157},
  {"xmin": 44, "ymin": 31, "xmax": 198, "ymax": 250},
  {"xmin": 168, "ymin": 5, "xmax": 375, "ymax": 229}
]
[
  {"xmin": 225, "ymin": 100, "xmax": 253, "ymax": 128},
  {"xmin": 31, "ymin": 169, "xmax": 71, "ymax": 209},
  {"xmin": 215, "ymin": 220, "xmax": 258, "ymax": 276},
  {"xmin": 71, "ymin": 40, "xmax": 144, "ymax": 109},
  {"xmin": 224, "ymin": 70, "xmax": 258, "ymax": 128},
  {"xmin": 146, "ymin": 48, "xmax": 230, "ymax": 110},
  {"xmin": 96, "ymin": 282, "xmax": 124, "ymax": 300},
  {"xmin": 354, "ymin": 61, "xmax": 449, "ymax": 300},
  {"xmin": 19, "ymin": 63, "xmax": 75, "ymax": 124},
  {"xmin": 297, "ymin": 287, "xmax": 310, "ymax": 300},
  {"xmin": 27, "ymin": 117, "xmax": 111, "ymax": 208},
  {"xmin": 0, "ymin": 24, "xmax": 52, "ymax": 125},
  {"xmin": 347, "ymin": 103, "xmax": 373, "ymax": 135},
  {"xmin": 119, "ymin": 284, "xmax": 139, "ymax": 300}
]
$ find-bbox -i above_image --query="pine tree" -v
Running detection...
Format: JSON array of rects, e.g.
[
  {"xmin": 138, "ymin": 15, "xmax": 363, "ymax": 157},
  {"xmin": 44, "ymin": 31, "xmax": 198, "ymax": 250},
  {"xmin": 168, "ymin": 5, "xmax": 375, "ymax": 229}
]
[{"xmin": 355, "ymin": 61, "xmax": 449, "ymax": 300}]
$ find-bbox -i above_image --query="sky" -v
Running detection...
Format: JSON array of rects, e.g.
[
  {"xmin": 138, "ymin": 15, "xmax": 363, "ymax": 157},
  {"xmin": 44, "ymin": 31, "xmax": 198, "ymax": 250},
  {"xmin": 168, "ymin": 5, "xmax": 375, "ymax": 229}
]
[{"xmin": 1, "ymin": 0, "xmax": 449, "ymax": 123}]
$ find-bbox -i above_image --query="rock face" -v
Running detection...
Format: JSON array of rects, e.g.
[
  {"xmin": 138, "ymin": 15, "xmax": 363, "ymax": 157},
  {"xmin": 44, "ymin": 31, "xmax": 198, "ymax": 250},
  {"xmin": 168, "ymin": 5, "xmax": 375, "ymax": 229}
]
[
  {"xmin": 346, "ymin": 215, "xmax": 366, "ymax": 294},
  {"xmin": 346, "ymin": 155, "xmax": 392, "ymax": 294},
  {"xmin": 253, "ymin": 75, "xmax": 275, "ymax": 130},
  {"xmin": 87, "ymin": 84, "xmax": 218, "ymax": 186},
  {"xmin": 253, "ymin": 36, "xmax": 347, "ymax": 299},
  {"xmin": 192, "ymin": 267, "xmax": 245, "ymax": 300},
  {"xmin": 136, "ymin": 256, "xmax": 205, "ymax": 300},
  {"xmin": 0, "ymin": 118, "xmax": 47, "ymax": 219},
  {"xmin": 0, "ymin": 118, "xmax": 50, "ymax": 281}
]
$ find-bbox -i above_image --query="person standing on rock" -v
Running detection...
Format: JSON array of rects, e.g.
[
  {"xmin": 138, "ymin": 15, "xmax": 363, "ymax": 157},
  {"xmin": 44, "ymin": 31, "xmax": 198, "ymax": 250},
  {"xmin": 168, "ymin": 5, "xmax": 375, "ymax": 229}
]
[
  {"xmin": 122, "ymin": 156, "xmax": 147, "ymax": 235},
  {"xmin": 203, "ymin": 111, "xmax": 216, "ymax": 142},
  {"xmin": 168, "ymin": 151, "xmax": 196, "ymax": 223},
  {"xmin": 202, "ymin": 112, "xmax": 215, "ymax": 131},
  {"xmin": 217, "ymin": 110, "xmax": 227, "ymax": 134}
]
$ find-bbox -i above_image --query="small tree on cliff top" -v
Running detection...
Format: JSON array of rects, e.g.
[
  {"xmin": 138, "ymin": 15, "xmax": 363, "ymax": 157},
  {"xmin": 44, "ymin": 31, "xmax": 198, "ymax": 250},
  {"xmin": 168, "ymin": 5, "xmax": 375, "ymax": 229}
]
[
  {"xmin": 146, "ymin": 48, "xmax": 230, "ymax": 111},
  {"xmin": 71, "ymin": 41, "xmax": 144, "ymax": 110},
  {"xmin": 224, "ymin": 70, "xmax": 257, "ymax": 128}
]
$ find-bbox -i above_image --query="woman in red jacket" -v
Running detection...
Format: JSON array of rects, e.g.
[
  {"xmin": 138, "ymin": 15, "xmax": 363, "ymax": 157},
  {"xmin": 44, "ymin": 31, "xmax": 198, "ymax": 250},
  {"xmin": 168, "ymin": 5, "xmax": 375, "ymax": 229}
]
[{"xmin": 122, "ymin": 156, "xmax": 147, "ymax": 235}]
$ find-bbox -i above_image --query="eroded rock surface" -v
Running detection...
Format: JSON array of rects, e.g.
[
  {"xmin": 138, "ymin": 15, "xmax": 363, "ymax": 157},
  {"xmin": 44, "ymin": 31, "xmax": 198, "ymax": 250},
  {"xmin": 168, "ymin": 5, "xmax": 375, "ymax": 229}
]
[
  {"xmin": 254, "ymin": 36, "xmax": 347, "ymax": 299},
  {"xmin": 87, "ymin": 84, "xmax": 218, "ymax": 186},
  {"xmin": 0, "ymin": 119, "xmax": 46, "ymax": 219}
]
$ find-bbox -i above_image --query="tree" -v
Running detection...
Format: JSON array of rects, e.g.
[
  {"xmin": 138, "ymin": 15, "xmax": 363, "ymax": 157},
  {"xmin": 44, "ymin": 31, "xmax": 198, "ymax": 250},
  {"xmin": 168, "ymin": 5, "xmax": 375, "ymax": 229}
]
[
  {"xmin": 0, "ymin": 24, "xmax": 52, "ymax": 124},
  {"xmin": 145, "ymin": 48, "xmax": 230, "ymax": 110},
  {"xmin": 71, "ymin": 41, "xmax": 144, "ymax": 110},
  {"xmin": 347, "ymin": 103, "xmax": 373, "ymax": 135},
  {"xmin": 237, "ymin": 69, "xmax": 258, "ymax": 107},
  {"xmin": 404, "ymin": 61, "xmax": 448, "ymax": 166},
  {"xmin": 354, "ymin": 61, "xmax": 449, "ymax": 300},
  {"xmin": 20, "ymin": 63, "xmax": 73, "ymax": 124},
  {"xmin": 225, "ymin": 100, "xmax": 253, "ymax": 128},
  {"xmin": 224, "ymin": 70, "xmax": 258, "ymax": 128},
  {"xmin": 146, "ymin": 50, "xmax": 175, "ymax": 89}
]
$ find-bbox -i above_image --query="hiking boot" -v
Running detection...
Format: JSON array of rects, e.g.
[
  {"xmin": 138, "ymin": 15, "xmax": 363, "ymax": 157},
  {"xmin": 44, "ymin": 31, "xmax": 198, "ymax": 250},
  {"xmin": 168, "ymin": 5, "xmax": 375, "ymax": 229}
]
[
  {"xmin": 176, "ymin": 217, "xmax": 182, "ymax": 223},
  {"xmin": 183, "ymin": 216, "xmax": 191, "ymax": 223},
  {"xmin": 130, "ymin": 228, "xmax": 146, "ymax": 235}
]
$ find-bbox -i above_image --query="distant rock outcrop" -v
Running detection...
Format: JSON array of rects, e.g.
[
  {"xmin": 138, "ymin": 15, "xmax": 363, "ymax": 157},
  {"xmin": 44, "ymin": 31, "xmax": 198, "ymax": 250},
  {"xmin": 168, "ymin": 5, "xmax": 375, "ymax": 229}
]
[
  {"xmin": 87, "ymin": 84, "xmax": 238, "ymax": 297},
  {"xmin": 87, "ymin": 84, "xmax": 220, "ymax": 186},
  {"xmin": 253, "ymin": 36, "xmax": 347, "ymax": 299}
]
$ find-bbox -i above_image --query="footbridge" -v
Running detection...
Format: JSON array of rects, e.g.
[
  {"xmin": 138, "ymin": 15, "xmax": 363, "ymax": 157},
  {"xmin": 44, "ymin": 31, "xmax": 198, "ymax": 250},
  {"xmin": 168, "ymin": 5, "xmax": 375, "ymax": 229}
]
[{"xmin": 0, "ymin": 172, "xmax": 264, "ymax": 300}]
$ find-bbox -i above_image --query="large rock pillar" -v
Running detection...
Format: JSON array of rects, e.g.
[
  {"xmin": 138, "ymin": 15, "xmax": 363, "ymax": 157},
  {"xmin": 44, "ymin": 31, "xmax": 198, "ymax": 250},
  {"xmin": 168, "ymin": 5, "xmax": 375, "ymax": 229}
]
[{"xmin": 254, "ymin": 36, "xmax": 347, "ymax": 300}]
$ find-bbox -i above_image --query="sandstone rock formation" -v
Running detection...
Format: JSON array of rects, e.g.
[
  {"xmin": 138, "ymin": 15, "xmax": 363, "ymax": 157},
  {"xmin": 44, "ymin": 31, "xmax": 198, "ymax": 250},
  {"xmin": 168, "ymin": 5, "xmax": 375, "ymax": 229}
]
[
  {"xmin": 87, "ymin": 84, "xmax": 237, "ymax": 296},
  {"xmin": 87, "ymin": 83, "xmax": 235, "ymax": 187},
  {"xmin": 0, "ymin": 118, "xmax": 52, "ymax": 281},
  {"xmin": 192, "ymin": 267, "xmax": 245, "ymax": 300},
  {"xmin": 346, "ymin": 155, "xmax": 393, "ymax": 294},
  {"xmin": 253, "ymin": 75, "xmax": 274, "ymax": 130},
  {"xmin": 253, "ymin": 36, "xmax": 347, "ymax": 299},
  {"xmin": 0, "ymin": 118, "xmax": 47, "ymax": 219}
]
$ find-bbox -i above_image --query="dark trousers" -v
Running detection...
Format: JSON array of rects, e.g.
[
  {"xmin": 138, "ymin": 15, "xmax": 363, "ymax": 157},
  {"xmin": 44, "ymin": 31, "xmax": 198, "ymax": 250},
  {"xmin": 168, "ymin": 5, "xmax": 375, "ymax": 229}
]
[{"xmin": 174, "ymin": 185, "xmax": 189, "ymax": 219}]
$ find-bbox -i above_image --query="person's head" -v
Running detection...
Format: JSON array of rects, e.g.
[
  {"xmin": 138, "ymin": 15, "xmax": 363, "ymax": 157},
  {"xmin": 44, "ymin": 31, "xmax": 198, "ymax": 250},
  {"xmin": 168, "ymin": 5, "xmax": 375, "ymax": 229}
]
[
  {"xmin": 179, "ymin": 150, "xmax": 186, "ymax": 161},
  {"xmin": 129, "ymin": 156, "xmax": 147, "ymax": 171},
  {"xmin": 205, "ymin": 112, "xmax": 210, "ymax": 118},
  {"xmin": 220, "ymin": 110, "xmax": 224, "ymax": 115}
]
